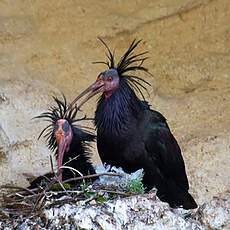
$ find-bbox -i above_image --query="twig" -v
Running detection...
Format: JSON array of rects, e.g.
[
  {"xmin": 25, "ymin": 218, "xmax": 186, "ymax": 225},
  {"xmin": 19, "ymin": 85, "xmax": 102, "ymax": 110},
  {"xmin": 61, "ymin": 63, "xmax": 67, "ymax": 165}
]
[
  {"xmin": 32, "ymin": 192, "xmax": 46, "ymax": 212},
  {"xmin": 62, "ymin": 166, "xmax": 86, "ymax": 185},
  {"xmin": 14, "ymin": 193, "xmax": 25, "ymax": 198},
  {"xmin": 56, "ymin": 177, "xmax": 71, "ymax": 196},
  {"xmin": 46, "ymin": 190, "xmax": 83, "ymax": 196},
  {"xmin": 14, "ymin": 193, "xmax": 40, "ymax": 200},
  {"xmin": 0, "ymin": 172, "xmax": 124, "ymax": 219},
  {"xmin": 0, "ymin": 185, "xmax": 36, "ymax": 195},
  {"xmin": 50, "ymin": 155, "xmax": 54, "ymax": 174},
  {"xmin": 61, "ymin": 172, "xmax": 122, "ymax": 184},
  {"xmin": 60, "ymin": 166, "xmax": 84, "ymax": 178},
  {"xmin": 6, "ymin": 187, "xmax": 42, "ymax": 197},
  {"xmin": 98, "ymin": 189, "xmax": 131, "ymax": 196},
  {"xmin": 63, "ymin": 155, "xmax": 80, "ymax": 166},
  {"xmin": 81, "ymin": 194, "xmax": 97, "ymax": 205}
]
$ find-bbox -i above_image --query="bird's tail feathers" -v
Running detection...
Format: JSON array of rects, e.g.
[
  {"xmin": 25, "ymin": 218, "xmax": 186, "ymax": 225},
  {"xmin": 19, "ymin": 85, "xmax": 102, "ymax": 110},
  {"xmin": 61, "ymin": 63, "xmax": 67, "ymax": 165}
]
[{"xmin": 164, "ymin": 180, "xmax": 197, "ymax": 210}]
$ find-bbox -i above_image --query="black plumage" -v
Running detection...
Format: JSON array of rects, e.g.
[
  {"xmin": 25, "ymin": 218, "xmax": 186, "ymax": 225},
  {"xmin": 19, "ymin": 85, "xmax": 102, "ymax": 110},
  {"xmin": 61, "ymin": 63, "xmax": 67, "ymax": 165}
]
[
  {"xmin": 72, "ymin": 39, "xmax": 197, "ymax": 209},
  {"xmin": 29, "ymin": 96, "xmax": 96, "ymax": 188}
]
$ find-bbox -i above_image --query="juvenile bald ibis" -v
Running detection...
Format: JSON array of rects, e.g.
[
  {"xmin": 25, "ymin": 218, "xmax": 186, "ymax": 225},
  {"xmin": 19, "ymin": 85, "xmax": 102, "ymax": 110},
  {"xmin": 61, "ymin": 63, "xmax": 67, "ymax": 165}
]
[
  {"xmin": 29, "ymin": 96, "xmax": 96, "ymax": 188},
  {"xmin": 69, "ymin": 39, "xmax": 197, "ymax": 209}
]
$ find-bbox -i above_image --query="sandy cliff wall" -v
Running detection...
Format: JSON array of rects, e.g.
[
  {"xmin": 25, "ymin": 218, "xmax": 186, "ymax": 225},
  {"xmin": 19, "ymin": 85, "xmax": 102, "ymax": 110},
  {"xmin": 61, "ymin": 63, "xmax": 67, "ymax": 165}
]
[{"xmin": 0, "ymin": 0, "xmax": 229, "ymax": 205}]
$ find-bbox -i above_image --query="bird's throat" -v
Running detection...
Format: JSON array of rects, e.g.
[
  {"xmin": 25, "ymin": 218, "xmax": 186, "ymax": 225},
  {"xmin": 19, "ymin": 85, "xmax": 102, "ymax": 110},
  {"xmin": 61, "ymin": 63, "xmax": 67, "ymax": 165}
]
[
  {"xmin": 104, "ymin": 91, "xmax": 113, "ymax": 99},
  {"xmin": 96, "ymin": 81, "xmax": 143, "ymax": 135}
]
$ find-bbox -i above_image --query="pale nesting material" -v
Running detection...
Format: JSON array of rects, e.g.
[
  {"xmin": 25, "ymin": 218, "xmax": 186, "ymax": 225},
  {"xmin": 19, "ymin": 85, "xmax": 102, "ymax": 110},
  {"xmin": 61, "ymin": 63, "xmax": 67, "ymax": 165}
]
[{"xmin": 95, "ymin": 164, "xmax": 144, "ymax": 190}]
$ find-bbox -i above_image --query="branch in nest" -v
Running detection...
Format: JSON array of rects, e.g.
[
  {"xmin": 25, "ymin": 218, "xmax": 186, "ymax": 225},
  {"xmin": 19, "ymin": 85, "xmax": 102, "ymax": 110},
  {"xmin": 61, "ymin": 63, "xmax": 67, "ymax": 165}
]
[
  {"xmin": 60, "ymin": 172, "xmax": 122, "ymax": 184},
  {"xmin": 50, "ymin": 155, "xmax": 54, "ymax": 174},
  {"xmin": 98, "ymin": 189, "xmax": 132, "ymax": 196},
  {"xmin": 0, "ymin": 185, "xmax": 37, "ymax": 195},
  {"xmin": 0, "ymin": 172, "xmax": 124, "ymax": 220}
]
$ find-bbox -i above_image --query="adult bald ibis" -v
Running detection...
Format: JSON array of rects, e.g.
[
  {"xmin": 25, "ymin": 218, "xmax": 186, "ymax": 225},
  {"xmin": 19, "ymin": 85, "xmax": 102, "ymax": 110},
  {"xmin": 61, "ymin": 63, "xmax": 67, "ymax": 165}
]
[
  {"xmin": 29, "ymin": 96, "xmax": 96, "ymax": 188},
  {"xmin": 69, "ymin": 39, "xmax": 197, "ymax": 209}
]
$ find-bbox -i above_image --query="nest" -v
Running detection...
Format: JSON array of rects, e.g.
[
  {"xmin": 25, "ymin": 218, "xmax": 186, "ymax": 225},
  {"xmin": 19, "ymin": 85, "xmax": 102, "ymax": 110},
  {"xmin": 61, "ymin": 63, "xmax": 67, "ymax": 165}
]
[{"xmin": 0, "ymin": 172, "xmax": 135, "ymax": 221}]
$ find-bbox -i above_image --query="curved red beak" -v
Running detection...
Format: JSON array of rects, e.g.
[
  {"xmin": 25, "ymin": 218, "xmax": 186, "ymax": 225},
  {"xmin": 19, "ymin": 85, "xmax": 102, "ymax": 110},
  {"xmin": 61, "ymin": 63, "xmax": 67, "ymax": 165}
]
[
  {"xmin": 66, "ymin": 79, "xmax": 104, "ymax": 114},
  {"xmin": 55, "ymin": 120, "xmax": 73, "ymax": 181}
]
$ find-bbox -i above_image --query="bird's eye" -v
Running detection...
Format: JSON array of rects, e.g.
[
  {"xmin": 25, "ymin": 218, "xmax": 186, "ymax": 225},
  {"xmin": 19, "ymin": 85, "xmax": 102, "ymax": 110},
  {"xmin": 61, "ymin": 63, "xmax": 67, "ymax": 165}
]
[
  {"xmin": 108, "ymin": 76, "xmax": 113, "ymax": 81},
  {"xmin": 62, "ymin": 121, "xmax": 70, "ymax": 132}
]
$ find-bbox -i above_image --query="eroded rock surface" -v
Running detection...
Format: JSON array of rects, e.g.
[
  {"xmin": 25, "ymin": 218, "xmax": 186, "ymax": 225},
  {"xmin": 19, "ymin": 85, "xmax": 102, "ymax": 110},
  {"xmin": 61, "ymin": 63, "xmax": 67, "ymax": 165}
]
[
  {"xmin": 197, "ymin": 191, "xmax": 230, "ymax": 229},
  {"xmin": 0, "ymin": 191, "xmax": 229, "ymax": 230},
  {"xmin": 0, "ymin": 78, "xmax": 59, "ymax": 186},
  {"xmin": 0, "ymin": 0, "xmax": 229, "ymax": 217}
]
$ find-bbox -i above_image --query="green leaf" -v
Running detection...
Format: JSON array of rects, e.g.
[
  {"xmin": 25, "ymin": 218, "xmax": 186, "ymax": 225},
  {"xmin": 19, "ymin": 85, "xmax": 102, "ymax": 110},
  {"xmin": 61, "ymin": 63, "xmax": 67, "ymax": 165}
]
[
  {"xmin": 96, "ymin": 195, "xmax": 107, "ymax": 204},
  {"xmin": 127, "ymin": 179, "xmax": 145, "ymax": 194},
  {"xmin": 50, "ymin": 183, "xmax": 72, "ymax": 191}
]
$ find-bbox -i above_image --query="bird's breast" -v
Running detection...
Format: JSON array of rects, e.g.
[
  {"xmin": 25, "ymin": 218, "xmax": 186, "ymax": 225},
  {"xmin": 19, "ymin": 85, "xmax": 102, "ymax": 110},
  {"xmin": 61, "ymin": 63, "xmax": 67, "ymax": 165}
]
[{"xmin": 97, "ymin": 131, "xmax": 143, "ymax": 172}]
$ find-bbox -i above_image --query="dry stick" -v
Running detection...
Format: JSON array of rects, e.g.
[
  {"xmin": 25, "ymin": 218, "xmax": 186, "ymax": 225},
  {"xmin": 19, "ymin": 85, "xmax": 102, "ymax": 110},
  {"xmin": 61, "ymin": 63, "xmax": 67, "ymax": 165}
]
[
  {"xmin": 43, "ymin": 172, "xmax": 122, "ymax": 196},
  {"xmin": 82, "ymin": 194, "xmax": 97, "ymax": 205},
  {"xmin": 2, "ymin": 172, "xmax": 121, "ymax": 197},
  {"xmin": 8, "ymin": 187, "xmax": 42, "ymax": 197},
  {"xmin": 63, "ymin": 155, "xmax": 80, "ymax": 166},
  {"xmin": 56, "ymin": 179, "xmax": 71, "ymax": 196},
  {"xmin": 46, "ymin": 190, "xmax": 83, "ymax": 196},
  {"xmin": 34, "ymin": 175, "xmax": 81, "ymax": 211},
  {"xmin": 14, "ymin": 193, "xmax": 40, "ymax": 200},
  {"xmin": 2, "ymin": 157, "xmax": 55, "ymax": 198},
  {"xmin": 32, "ymin": 191, "xmax": 46, "ymax": 213},
  {"xmin": 50, "ymin": 155, "xmax": 54, "ymax": 174},
  {"xmin": 98, "ymin": 189, "xmax": 131, "ymax": 196},
  {"xmin": 1, "ymin": 181, "xmax": 51, "ymax": 216},
  {"xmin": 0, "ymin": 185, "xmax": 36, "ymax": 195},
  {"xmin": 32, "ymin": 176, "xmax": 58, "ymax": 212},
  {"xmin": 61, "ymin": 172, "xmax": 122, "ymax": 184},
  {"xmin": 0, "ymin": 208, "xmax": 31, "ymax": 216},
  {"xmin": 1, "ymin": 173, "xmax": 122, "ymax": 216},
  {"xmin": 47, "ymin": 155, "xmax": 70, "ymax": 194}
]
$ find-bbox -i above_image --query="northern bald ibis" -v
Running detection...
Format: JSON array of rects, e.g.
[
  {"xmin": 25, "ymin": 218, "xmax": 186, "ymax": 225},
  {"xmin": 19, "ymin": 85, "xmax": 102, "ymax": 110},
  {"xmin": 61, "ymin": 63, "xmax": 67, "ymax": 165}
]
[
  {"xmin": 29, "ymin": 96, "xmax": 96, "ymax": 188},
  {"xmin": 67, "ymin": 39, "xmax": 197, "ymax": 209}
]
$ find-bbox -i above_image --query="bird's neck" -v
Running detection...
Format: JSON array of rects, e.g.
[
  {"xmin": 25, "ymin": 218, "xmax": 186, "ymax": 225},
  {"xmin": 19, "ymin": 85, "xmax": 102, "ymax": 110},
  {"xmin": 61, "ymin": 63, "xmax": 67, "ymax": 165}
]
[
  {"xmin": 95, "ymin": 80, "xmax": 143, "ymax": 135},
  {"xmin": 68, "ymin": 137, "xmax": 81, "ymax": 154}
]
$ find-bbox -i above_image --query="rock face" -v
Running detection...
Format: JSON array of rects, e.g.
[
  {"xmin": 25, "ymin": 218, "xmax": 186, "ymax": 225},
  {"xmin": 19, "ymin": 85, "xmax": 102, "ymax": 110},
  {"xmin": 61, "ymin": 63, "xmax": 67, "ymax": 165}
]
[
  {"xmin": 0, "ymin": 0, "xmax": 229, "ymax": 213},
  {"xmin": 42, "ymin": 195, "xmax": 202, "ymax": 230},
  {"xmin": 0, "ymin": 191, "xmax": 229, "ymax": 229},
  {"xmin": 0, "ymin": 79, "xmax": 60, "ymax": 186},
  {"xmin": 197, "ymin": 191, "xmax": 230, "ymax": 229}
]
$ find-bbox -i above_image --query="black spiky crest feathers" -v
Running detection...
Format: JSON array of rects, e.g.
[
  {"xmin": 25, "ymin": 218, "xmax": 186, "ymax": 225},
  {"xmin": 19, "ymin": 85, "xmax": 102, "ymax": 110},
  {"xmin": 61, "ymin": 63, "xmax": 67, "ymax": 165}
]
[
  {"xmin": 94, "ymin": 38, "xmax": 152, "ymax": 99},
  {"xmin": 34, "ymin": 95, "xmax": 90, "ymax": 152}
]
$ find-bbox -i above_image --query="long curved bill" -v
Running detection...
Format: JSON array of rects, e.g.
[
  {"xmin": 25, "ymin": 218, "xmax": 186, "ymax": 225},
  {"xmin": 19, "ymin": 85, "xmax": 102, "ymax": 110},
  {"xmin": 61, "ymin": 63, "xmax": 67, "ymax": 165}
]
[
  {"xmin": 56, "ymin": 135, "xmax": 67, "ymax": 181},
  {"xmin": 66, "ymin": 80, "xmax": 104, "ymax": 115}
]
